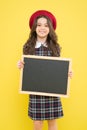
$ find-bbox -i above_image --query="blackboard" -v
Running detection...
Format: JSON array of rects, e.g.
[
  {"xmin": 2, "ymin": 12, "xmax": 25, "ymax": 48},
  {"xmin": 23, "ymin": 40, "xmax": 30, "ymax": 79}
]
[{"xmin": 20, "ymin": 55, "xmax": 71, "ymax": 97}]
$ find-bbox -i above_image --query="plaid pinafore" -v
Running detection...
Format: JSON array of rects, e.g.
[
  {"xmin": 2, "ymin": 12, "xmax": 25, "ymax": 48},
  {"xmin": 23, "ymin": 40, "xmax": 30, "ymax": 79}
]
[{"xmin": 28, "ymin": 45, "xmax": 64, "ymax": 120}]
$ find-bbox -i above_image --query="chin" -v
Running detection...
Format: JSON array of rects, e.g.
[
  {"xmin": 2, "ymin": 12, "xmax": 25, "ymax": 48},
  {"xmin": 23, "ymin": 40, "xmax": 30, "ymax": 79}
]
[{"xmin": 39, "ymin": 35, "xmax": 47, "ymax": 38}]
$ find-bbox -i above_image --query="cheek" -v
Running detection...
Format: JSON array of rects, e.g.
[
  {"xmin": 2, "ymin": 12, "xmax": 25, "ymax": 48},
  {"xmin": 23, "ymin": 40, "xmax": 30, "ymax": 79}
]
[
  {"xmin": 47, "ymin": 28, "xmax": 50, "ymax": 33},
  {"xmin": 36, "ymin": 28, "xmax": 38, "ymax": 33},
  {"xmin": 36, "ymin": 27, "xmax": 37, "ymax": 31}
]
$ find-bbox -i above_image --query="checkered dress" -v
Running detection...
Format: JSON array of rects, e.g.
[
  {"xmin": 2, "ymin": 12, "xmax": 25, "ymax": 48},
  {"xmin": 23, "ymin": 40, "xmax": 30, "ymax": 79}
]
[{"xmin": 28, "ymin": 45, "xmax": 64, "ymax": 120}]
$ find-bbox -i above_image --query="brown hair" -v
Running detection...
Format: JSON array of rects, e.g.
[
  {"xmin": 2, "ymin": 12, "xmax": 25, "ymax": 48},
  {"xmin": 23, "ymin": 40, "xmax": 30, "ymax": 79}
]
[{"xmin": 23, "ymin": 16, "xmax": 61, "ymax": 56}]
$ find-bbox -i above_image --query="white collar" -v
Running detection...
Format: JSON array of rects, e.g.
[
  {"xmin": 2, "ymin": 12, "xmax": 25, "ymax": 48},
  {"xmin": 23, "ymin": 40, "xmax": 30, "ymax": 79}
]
[{"xmin": 35, "ymin": 41, "xmax": 48, "ymax": 48}]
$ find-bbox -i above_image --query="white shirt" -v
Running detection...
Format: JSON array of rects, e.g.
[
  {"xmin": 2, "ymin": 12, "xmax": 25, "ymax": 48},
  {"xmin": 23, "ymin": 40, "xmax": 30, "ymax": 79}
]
[{"xmin": 35, "ymin": 41, "xmax": 48, "ymax": 48}]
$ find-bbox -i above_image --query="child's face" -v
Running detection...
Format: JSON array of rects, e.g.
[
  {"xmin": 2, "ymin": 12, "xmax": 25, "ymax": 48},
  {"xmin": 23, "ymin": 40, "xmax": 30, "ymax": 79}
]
[{"xmin": 36, "ymin": 17, "xmax": 49, "ymax": 39}]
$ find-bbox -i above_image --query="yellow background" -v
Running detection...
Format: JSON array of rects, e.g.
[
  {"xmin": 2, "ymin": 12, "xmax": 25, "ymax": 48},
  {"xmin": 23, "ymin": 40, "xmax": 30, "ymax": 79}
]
[{"xmin": 0, "ymin": 0, "xmax": 87, "ymax": 130}]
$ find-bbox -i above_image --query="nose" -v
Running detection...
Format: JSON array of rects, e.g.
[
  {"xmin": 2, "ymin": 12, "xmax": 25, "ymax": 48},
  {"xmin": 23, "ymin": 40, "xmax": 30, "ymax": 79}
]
[{"xmin": 40, "ymin": 25, "xmax": 45, "ymax": 29}]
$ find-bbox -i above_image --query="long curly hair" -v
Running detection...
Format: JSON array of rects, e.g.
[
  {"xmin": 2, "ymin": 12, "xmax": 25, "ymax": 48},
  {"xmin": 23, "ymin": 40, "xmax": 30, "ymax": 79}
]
[{"xmin": 23, "ymin": 16, "xmax": 61, "ymax": 56}]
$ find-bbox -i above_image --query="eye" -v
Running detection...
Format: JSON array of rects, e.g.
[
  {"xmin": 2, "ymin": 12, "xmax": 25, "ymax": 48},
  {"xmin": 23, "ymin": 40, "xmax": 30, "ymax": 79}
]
[
  {"xmin": 45, "ymin": 24, "xmax": 48, "ymax": 27},
  {"xmin": 37, "ymin": 24, "xmax": 41, "ymax": 26}
]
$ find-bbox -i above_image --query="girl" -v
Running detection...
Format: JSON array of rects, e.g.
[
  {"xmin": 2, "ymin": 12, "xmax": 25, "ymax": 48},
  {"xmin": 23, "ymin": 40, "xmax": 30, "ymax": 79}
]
[{"xmin": 18, "ymin": 10, "xmax": 72, "ymax": 130}]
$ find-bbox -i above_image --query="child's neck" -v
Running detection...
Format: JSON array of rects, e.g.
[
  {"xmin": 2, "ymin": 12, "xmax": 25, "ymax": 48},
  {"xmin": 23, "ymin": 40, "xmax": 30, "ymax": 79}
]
[{"xmin": 37, "ymin": 37, "xmax": 47, "ymax": 44}]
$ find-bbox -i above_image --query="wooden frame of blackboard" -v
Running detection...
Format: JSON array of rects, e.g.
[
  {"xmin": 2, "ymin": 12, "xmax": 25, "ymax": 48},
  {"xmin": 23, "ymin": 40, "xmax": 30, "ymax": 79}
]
[{"xmin": 20, "ymin": 55, "xmax": 71, "ymax": 97}]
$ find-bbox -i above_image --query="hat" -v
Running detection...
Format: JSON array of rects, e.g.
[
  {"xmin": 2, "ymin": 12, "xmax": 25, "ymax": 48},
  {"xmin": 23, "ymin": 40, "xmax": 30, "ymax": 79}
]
[{"xmin": 29, "ymin": 10, "xmax": 57, "ymax": 30}]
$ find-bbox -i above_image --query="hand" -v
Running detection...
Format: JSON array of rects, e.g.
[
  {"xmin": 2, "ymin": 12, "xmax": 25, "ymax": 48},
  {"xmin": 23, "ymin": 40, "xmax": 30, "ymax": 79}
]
[
  {"xmin": 17, "ymin": 60, "xmax": 24, "ymax": 69},
  {"xmin": 68, "ymin": 71, "xmax": 73, "ymax": 79}
]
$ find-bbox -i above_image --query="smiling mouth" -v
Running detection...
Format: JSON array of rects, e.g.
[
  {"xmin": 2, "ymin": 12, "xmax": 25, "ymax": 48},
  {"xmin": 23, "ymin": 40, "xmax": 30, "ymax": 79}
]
[{"xmin": 39, "ymin": 31, "xmax": 46, "ymax": 34}]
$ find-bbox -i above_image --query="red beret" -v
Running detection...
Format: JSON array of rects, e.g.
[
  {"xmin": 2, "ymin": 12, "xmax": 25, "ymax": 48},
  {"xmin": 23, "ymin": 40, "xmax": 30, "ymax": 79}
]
[{"xmin": 29, "ymin": 10, "xmax": 57, "ymax": 30}]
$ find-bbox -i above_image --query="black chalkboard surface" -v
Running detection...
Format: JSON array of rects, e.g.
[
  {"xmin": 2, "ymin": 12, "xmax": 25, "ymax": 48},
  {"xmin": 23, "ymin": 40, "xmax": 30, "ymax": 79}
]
[{"xmin": 20, "ymin": 55, "xmax": 71, "ymax": 97}]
